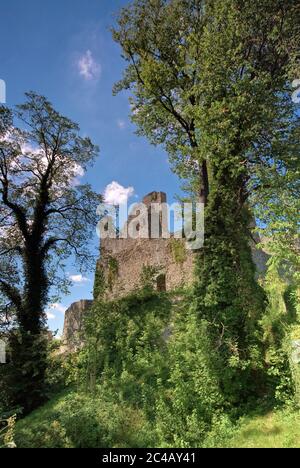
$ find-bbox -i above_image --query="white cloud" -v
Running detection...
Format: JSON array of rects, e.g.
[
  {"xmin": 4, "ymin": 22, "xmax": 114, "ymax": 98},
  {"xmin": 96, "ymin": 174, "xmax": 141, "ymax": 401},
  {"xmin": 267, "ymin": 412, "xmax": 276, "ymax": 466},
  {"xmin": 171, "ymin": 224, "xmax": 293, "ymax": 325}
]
[
  {"xmin": 47, "ymin": 303, "xmax": 67, "ymax": 314},
  {"xmin": 71, "ymin": 163, "xmax": 85, "ymax": 186},
  {"xmin": 117, "ymin": 119, "xmax": 126, "ymax": 130},
  {"xmin": 72, "ymin": 163, "xmax": 85, "ymax": 178},
  {"xmin": 77, "ymin": 50, "xmax": 101, "ymax": 81},
  {"xmin": 70, "ymin": 274, "xmax": 90, "ymax": 284},
  {"xmin": 104, "ymin": 181, "xmax": 135, "ymax": 205},
  {"xmin": 46, "ymin": 312, "xmax": 56, "ymax": 320}
]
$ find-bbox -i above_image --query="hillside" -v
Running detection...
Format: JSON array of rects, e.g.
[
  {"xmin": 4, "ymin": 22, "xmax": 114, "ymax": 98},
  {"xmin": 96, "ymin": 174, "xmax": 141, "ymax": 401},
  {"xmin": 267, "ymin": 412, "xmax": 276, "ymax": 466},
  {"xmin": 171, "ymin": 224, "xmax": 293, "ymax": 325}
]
[{"xmin": 13, "ymin": 390, "xmax": 300, "ymax": 448}]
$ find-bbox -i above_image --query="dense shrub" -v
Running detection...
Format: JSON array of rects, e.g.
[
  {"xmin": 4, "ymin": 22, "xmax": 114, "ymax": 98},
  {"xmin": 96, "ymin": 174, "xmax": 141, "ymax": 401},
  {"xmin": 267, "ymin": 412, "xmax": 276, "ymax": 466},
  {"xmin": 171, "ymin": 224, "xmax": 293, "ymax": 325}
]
[
  {"xmin": 156, "ymin": 312, "xmax": 225, "ymax": 447},
  {"xmin": 260, "ymin": 264, "xmax": 300, "ymax": 406},
  {"xmin": 79, "ymin": 290, "xmax": 172, "ymax": 409}
]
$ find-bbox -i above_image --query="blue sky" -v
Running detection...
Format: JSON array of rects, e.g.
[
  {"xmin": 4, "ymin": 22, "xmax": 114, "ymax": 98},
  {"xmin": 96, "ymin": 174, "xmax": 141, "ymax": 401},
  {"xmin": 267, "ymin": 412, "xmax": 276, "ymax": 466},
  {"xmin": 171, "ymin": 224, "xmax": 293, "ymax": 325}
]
[{"xmin": 0, "ymin": 0, "xmax": 183, "ymax": 334}]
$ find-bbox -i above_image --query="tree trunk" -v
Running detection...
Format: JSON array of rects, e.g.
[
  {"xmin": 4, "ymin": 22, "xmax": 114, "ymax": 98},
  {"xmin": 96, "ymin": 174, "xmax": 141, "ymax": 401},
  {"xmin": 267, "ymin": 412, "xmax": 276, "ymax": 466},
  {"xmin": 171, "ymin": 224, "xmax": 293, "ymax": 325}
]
[
  {"xmin": 194, "ymin": 164, "xmax": 266, "ymax": 405},
  {"xmin": 8, "ymin": 245, "xmax": 48, "ymax": 414}
]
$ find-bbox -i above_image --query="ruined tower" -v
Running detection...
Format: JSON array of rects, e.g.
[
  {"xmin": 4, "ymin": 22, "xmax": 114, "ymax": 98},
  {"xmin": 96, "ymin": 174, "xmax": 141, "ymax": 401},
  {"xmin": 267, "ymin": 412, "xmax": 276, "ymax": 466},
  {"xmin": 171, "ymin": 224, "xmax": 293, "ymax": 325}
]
[{"xmin": 97, "ymin": 191, "xmax": 195, "ymax": 299}]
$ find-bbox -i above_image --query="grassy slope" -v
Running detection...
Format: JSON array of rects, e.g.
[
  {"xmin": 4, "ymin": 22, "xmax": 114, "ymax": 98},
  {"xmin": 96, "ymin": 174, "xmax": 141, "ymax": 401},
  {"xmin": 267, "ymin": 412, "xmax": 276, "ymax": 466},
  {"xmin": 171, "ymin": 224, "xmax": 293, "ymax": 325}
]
[
  {"xmin": 14, "ymin": 390, "xmax": 155, "ymax": 448},
  {"xmin": 14, "ymin": 388, "xmax": 300, "ymax": 448},
  {"xmin": 225, "ymin": 408, "xmax": 300, "ymax": 448},
  {"xmin": 12, "ymin": 290, "xmax": 300, "ymax": 448}
]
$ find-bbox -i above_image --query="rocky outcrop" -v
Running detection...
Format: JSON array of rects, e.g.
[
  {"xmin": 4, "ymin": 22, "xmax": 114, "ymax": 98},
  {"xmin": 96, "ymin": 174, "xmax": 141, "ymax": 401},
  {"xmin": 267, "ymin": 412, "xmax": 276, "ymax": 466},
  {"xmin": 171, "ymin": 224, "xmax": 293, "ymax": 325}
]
[{"xmin": 62, "ymin": 300, "xmax": 93, "ymax": 352}]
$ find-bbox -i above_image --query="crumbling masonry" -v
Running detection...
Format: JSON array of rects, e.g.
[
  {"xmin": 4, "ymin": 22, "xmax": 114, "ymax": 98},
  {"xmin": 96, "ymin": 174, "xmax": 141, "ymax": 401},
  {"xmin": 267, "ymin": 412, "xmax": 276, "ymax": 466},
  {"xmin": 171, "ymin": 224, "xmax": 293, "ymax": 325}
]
[
  {"xmin": 97, "ymin": 191, "xmax": 268, "ymax": 300},
  {"xmin": 97, "ymin": 191, "xmax": 195, "ymax": 300}
]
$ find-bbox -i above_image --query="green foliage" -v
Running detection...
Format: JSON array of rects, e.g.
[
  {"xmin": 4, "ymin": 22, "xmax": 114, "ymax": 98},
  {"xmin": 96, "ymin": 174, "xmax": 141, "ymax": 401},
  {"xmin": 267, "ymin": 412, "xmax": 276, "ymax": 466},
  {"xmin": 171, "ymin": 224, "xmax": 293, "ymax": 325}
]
[
  {"xmin": 93, "ymin": 265, "xmax": 106, "ymax": 299},
  {"xmin": 10, "ymin": 285, "xmax": 300, "ymax": 448},
  {"xmin": 76, "ymin": 290, "xmax": 234, "ymax": 447},
  {"xmin": 217, "ymin": 407, "xmax": 300, "ymax": 448},
  {"xmin": 14, "ymin": 389, "xmax": 300, "ymax": 448},
  {"xmin": 156, "ymin": 310, "xmax": 225, "ymax": 447},
  {"xmin": 80, "ymin": 290, "xmax": 172, "ymax": 404},
  {"xmin": 193, "ymin": 208, "xmax": 267, "ymax": 406},
  {"xmin": 140, "ymin": 264, "xmax": 161, "ymax": 292},
  {"xmin": 107, "ymin": 257, "xmax": 119, "ymax": 291},
  {"xmin": 0, "ymin": 93, "xmax": 101, "ymax": 414},
  {"xmin": 45, "ymin": 340, "xmax": 71, "ymax": 397},
  {"xmin": 260, "ymin": 264, "xmax": 300, "ymax": 405},
  {"xmin": 113, "ymin": 0, "xmax": 299, "ymax": 203},
  {"xmin": 13, "ymin": 292, "xmax": 229, "ymax": 448},
  {"xmin": 0, "ymin": 367, "xmax": 12, "ymax": 418},
  {"xmin": 14, "ymin": 390, "xmax": 155, "ymax": 448},
  {"xmin": 3, "ymin": 0, "xmax": 300, "ymax": 448},
  {"xmin": 0, "ymin": 414, "xmax": 17, "ymax": 449},
  {"xmin": 169, "ymin": 238, "xmax": 187, "ymax": 265},
  {"xmin": 6, "ymin": 330, "xmax": 49, "ymax": 415},
  {"xmin": 113, "ymin": 0, "xmax": 299, "ymax": 412}
]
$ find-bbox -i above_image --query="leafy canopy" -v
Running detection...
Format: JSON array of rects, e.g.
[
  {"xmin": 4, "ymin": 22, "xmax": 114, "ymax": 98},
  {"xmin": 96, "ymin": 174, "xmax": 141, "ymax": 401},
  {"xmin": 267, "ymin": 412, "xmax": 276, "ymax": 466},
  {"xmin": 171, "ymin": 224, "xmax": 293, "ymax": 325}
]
[{"xmin": 0, "ymin": 93, "xmax": 101, "ymax": 322}]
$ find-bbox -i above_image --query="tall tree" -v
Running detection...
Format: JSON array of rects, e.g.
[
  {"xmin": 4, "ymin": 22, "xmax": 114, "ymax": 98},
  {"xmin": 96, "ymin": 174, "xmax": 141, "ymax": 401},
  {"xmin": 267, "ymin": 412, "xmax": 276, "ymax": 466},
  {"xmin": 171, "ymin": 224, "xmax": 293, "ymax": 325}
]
[
  {"xmin": 113, "ymin": 0, "xmax": 299, "ymax": 401},
  {"xmin": 0, "ymin": 94, "xmax": 100, "ymax": 413}
]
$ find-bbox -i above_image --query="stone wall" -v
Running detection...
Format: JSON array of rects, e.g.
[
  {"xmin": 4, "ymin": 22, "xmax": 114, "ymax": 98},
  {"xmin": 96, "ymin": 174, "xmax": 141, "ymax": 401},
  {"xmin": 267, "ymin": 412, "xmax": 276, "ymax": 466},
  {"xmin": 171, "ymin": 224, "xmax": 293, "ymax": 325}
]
[
  {"xmin": 62, "ymin": 300, "xmax": 93, "ymax": 352},
  {"xmin": 97, "ymin": 191, "xmax": 269, "ymax": 301},
  {"xmin": 99, "ymin": 236, "xmax": 195, "ymax": 300}
]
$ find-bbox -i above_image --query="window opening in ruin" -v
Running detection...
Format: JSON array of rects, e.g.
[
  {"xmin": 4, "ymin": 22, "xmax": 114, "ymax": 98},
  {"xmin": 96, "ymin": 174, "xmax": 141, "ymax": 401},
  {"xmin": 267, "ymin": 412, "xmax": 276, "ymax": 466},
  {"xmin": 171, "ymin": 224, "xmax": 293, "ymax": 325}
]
[{"xmin": 156, "ymin": 274, "xmax": 166, "ymax": 292}]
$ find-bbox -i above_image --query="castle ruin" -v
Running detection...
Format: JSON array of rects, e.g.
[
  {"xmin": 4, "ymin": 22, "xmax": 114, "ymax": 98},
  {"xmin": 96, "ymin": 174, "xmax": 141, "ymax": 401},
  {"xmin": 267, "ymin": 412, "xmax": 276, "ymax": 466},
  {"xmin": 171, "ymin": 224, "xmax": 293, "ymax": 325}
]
[
  {"xmin": 97, "ymin": 191, "xmax": 196, "ymax": 300},
  {"xmin": 62, "ymin": 190, "xmax": 269, "ymax": 349}
]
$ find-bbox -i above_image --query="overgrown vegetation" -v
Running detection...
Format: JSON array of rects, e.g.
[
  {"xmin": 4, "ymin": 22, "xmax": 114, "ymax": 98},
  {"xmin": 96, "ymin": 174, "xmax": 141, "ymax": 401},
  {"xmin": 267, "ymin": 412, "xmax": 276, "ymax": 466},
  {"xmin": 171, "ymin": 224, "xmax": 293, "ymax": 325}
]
[
  {"xmin": 1, "ymin": 0, "xmax": 299, "ymax": 449},
  {"xmin": 215, "ymin": 407, "xmax": 300, "ymax": 448},
  {"xmin": 112, "ymin": 0, "xmax": 299, "ymax": 413},
  {"xmin": 12, "ymin": 267, "xmax": 300, "ymax": 448},
  {"xmin": 107, "ymin": 257, "xmax": 119, "ymax": 292},
  {"xmin": 0, "ymin": 415, "xmax": 16, "ymax": 449},
  {"xmin": 11, "ymin": 279, "xmax": 300, "ymax": 448},
  {"xmin": 169, "ymin": 238, "xmax": 187, "ymax": 265}
]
